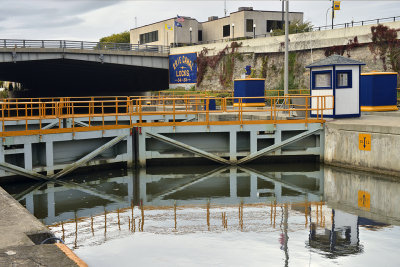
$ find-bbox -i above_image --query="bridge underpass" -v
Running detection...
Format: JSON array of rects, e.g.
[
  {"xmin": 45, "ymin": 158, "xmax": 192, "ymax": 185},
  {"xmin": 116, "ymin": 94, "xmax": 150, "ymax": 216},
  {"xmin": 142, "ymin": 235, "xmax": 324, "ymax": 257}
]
[
  {"xmin": 0, "ymin": 39, "xmax": 169, "ymax": 97},
  {"xmin": 0, "ymin": 59, "xmax": 168, "ymax": 97}
]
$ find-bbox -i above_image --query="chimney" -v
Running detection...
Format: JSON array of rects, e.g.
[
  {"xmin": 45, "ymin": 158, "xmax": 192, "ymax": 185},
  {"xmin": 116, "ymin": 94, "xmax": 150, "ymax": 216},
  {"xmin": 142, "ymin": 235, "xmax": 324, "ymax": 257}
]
[{"xmin": 208, "ymin": 16, "xmax": 219, "ymax": 21}]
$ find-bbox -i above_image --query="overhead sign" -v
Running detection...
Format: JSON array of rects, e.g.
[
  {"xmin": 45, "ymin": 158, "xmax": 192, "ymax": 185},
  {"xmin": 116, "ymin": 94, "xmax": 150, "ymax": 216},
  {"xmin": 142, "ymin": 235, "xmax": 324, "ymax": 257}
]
[
  {"xmin": 334, "ymin": 1, "xmax": 341, "ymax": 10},
  {"xmin": 359, "ymin": 133, "xmax": 371, "ymax": 151},
  {"xmin": 169, "ymin": 53, "xmax": 197, "ymax": 84},
  {"xmin": 358, "ymin": 190, "xmax": 371, "ymax": 210}
]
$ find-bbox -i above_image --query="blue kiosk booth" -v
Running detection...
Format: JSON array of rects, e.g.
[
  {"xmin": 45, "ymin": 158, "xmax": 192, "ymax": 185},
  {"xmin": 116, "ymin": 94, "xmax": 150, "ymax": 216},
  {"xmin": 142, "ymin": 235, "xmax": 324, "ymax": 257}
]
[
  {"xmin": 306, "ymin": 55, "xmax": 365, "ymax": 118},
  {"xmin": 360, "ymin": 72, "xmax": 398, "ymax": 112},
  {"xmin": 233, "ymin": 78, "xmax": 265, "ymax": 107}
]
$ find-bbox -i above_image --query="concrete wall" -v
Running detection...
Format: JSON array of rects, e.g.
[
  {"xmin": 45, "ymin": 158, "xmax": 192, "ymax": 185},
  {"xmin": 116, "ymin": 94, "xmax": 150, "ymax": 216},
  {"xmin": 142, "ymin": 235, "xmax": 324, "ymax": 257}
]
[
  {"xmin": 324, "ymin": 116, "xmax": 400, "ymax": 175},
  {"xmin": 324, "ymin": 165, "xmax": 400, "ymax": 225},
  {"xmin": 171, "ymin": 21, "xmax": 400, "ymax": 55}
]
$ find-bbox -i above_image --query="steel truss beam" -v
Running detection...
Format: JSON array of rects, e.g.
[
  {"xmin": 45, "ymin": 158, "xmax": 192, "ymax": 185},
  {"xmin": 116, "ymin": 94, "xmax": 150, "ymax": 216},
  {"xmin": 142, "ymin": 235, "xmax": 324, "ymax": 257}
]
[
  {"xmin": 0, "ymin": 134, "xmax": 128, "ymax": 180},
  {"xmin": 239, "ymin": 166, "xmax": 319, "ymax": 197},
  {"xmin": 51, "ymin": 134, "xmax": 128, "ymax": 179},
  {"xmin": 146, "ymin": 132, "xmax": 231, "ymax": 165},
  {"xmin": 152, "ymin": 166, "xmax": 228, "ymax": 200},
  {"xmin": 0, "ymin": 162, "xmax": 50, "ymax": 180},
  {"xmin": 237, "ymin": 128, "xmax": 322, "ymax": 165}
]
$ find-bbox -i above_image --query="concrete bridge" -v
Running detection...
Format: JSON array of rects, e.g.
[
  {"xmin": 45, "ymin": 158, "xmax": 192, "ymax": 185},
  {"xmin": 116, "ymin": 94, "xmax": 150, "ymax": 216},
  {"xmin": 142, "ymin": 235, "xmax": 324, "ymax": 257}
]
[{"xmin": 0, "ymin": 39, "xmax": 169, "ymax": 97}]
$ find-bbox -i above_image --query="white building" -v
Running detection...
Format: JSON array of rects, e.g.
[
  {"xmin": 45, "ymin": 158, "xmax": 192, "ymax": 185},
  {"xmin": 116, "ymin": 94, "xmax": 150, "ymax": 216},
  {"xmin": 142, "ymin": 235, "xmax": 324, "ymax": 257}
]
[{"xmin": 130, "ymin": 7, "xmax": 303, "ymax": 47}]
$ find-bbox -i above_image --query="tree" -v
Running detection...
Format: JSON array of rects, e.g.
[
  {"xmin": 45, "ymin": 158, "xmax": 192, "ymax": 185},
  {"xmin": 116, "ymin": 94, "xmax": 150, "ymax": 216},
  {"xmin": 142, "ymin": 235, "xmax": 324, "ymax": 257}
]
[
  {"xmin": 99, "ymin": 31, "xmax": 130, "ymax": 43},
  {"xmin": 271, "ymin": 20, "xmax": 313, "ymax": 36}
]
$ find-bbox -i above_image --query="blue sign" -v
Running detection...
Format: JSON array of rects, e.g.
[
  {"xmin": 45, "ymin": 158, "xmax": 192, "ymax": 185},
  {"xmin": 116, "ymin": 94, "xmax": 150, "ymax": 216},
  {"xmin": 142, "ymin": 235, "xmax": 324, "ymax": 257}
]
[{"xmin": 169, "ymin": 53, "xmax": 197, "ymax": 84}]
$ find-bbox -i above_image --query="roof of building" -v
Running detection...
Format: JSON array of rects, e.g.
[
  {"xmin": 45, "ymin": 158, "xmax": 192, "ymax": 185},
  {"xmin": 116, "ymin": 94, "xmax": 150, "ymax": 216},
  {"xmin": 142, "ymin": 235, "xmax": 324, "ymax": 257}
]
[
  {"xmin": 306, "ymin": 55, "xmax": 365, "ymax": 68},
  {"xmin": 130, "ymin": 16, "xmax": 196, "ymax": 31},
  {"xmin": 201, "ymin": 9, "xmax": 303, "ymax": 24},
  {"xmin": 130, "ymin": 9, "xmax": 304, "ymax": 30}
]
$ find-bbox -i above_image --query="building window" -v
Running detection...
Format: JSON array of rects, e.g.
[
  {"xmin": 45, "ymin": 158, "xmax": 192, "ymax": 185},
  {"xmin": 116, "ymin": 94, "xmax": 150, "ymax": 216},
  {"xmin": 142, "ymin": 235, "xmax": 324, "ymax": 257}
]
[
  {"xmin": 312, "ymin": 70, "xmax": 332, "ymax": 89},
  {"xmin": 336, "ymin": 70, "xmax": 352, "ymax": 88},
  {"xmin": 266, "ymin": 20, "xmax": 283, "ymax": 32},
  {"xmin": 223, "ymin": 25, "xmax": 230, "ymax": 37},
  {"xmin": 246, "ymin": 19, "xmax": 253, "ymax": 32},
  {"xmin": 139, "ymin": 30, "xmax": 159, "ymax": 44},
  {"xmin": 198, "ymin": 30, "xmax": 203, "ymax": 41}
]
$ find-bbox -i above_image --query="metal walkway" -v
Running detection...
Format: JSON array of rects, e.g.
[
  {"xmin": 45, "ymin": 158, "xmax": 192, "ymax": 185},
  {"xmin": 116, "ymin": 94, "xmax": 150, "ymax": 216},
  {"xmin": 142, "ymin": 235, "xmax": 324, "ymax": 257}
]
[{"xmin": 0, "ymin": 95, "xmax": 333, "ymax": 179}]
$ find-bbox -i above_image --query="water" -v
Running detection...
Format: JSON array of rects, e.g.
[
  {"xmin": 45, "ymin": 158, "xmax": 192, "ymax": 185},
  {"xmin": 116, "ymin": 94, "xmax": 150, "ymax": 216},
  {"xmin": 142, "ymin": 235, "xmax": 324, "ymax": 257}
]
[{"xmin": 2, "ymin": 163, "xmax": 400, "ymax": 266}]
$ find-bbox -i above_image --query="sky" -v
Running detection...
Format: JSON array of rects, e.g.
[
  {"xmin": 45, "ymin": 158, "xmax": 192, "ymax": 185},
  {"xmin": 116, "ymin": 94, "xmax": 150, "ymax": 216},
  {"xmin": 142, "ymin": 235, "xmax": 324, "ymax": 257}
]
[{"xmin": 1, "ymin": 0, "xmax": 400, "ymax": 42}]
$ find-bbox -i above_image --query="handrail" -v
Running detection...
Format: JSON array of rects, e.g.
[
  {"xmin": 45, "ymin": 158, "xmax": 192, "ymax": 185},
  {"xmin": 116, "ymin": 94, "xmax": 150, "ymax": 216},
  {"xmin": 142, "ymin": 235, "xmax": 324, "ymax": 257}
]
[
  {"xmin": 0, "ymin": 95, "xmax": 333, "ymax": 137},
  {"xmin": 0, "ymin": 39, "xmax": 170, "ymax": 54}
]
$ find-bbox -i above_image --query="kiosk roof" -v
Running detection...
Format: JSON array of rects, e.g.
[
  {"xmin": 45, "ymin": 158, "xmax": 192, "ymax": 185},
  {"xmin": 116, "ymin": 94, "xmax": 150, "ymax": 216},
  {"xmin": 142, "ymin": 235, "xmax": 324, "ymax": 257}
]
[{"xmin": 306, "ymin": 55, "xmax": 365, "ymax": 68}]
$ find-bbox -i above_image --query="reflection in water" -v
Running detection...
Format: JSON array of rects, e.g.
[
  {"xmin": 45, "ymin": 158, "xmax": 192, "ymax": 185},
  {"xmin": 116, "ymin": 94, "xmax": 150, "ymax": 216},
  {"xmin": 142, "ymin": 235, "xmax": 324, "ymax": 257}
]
[{"xmin": 2, "ymin": 163, "xmax": 400, "ymax": 266}]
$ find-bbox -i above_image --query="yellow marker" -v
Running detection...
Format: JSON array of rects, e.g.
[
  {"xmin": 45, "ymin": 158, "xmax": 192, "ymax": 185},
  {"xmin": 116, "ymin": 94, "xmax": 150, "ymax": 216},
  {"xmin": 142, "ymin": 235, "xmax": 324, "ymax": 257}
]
[
  {"xmin": 359, "ymin": 133, "xmax": 371, "ymax": 151},
  {"xmin": 334, "ymin": 1, "xmax": 341, "ymax": 10},
  {"xmin": 358, "ymin": 190, "xmax": 371, "ymax": 210}
]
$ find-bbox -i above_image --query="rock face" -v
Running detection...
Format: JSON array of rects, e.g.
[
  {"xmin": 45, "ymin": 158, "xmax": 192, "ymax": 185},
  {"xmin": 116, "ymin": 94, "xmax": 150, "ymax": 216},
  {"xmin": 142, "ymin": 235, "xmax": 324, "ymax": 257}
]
[{"xmin": 170, "ymin": 21, "xmax": 400, "ymax": 92}]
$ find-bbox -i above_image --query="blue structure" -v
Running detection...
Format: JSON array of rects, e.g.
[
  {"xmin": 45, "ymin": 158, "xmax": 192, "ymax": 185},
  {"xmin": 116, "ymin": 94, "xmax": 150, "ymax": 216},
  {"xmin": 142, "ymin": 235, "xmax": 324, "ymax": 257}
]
[
  {"xmin": 169, "ymin": 53, "xmax": 197, "ymax": 85},
  {"xmin": 204, "ymin": 98, "xmax": 216, "ymax": 110},
  {"xmin": 306, "ymin": 55, "xmax": 365, "ymax": 118},
  {"xmin": 245, "ymin": 65, "xmax": 252, "ymax": 76},
  {"xmin": 360, "ymin": 72, "xmax": 398, "ymax": 111},
  {"xmin": 233, "ymin": 78, "xmax": 265, "ymax": 107}
]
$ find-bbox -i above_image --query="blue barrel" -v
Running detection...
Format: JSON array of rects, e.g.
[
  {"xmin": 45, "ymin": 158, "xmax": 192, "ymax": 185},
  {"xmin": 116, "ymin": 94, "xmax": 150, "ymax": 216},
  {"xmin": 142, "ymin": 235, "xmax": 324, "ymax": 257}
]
[
  {"xmin": 204, "ymin": 98, "xmax": 216, "ymax": 110},
  {"xmin": 360, "ymin": 72, "xmax": 398, "ymax": 111},
  {"xmin": 234, "ymin": 78, "xmax": 265, "ymax": 107}
]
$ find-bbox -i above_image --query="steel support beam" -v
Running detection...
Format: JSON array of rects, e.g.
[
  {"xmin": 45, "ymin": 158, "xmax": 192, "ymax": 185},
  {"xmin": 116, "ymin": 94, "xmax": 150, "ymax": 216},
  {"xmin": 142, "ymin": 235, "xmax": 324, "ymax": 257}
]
[
  {"xmin": 0, "ymin": 162, "xmax": 49, "ymax": 180},
  {"xmin": 75, "ymin": 121, "xmax": 89, "ymax": 127},
  {"xmin": 152, "ymin": 166, "xmax": 228, "ymax": 200},
  {"xmin": 51, "ymin": 134, "xmax": 128, "ymax": 179},
  {"xmin": 146, "ymin": 132, "xmax": 232, "ymax": 165},
  {"xmin": 42, "ymin": 121, "xmax": 59, "ymax": 130},
  {"xmin": 237, "ymin": 128, "xmax": 321, "ymax": 164},
  {"xmin": 239, "ymin": 166, "xmax": 319, "ymax": 197}
]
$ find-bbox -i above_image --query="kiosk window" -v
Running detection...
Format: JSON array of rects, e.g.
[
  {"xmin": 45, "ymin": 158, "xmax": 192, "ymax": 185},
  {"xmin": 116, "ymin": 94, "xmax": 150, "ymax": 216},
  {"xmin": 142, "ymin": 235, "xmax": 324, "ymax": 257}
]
[
  {"xmin": 336, "ymin": 70, "xmax": 352, "ymax": 88},
  {"xmin": 312, "ymin": 71, "xmax": 332, "ymax": 89}
]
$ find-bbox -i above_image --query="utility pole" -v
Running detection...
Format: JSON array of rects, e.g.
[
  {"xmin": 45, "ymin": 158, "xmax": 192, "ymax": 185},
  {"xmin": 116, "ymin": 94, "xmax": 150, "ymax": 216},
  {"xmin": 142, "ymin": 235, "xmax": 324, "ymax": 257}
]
[
  {"xmin": 284, "ymin": 0, "xmax": 289, "ymax": 96},
  {"xmin": 224, "ymin": 0, "xmax": 227, "ymax": 17},
  {"xmin": 331, "ymin": 0, "xmax": 334, "ymax": 29},
  {"xmin": 281, "ymin": 0, "xmax": 284, "ymax": 28},
  {"xmin": 135, "ymin": 17, "xmax": 137, "ymax": 28}
]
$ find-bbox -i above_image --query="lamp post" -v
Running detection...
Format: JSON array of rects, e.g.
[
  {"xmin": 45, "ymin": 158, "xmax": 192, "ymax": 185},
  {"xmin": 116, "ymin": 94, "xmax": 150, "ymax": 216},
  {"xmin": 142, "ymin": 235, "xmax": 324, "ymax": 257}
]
[
  {"xmin": 284, "ymin": 0, "xmax": 289, "ymax": 96},
  {"xmin": 232, "ymin": 23, "xmax": 235, "ymax": 40},
  {"xmin": 325, "ymin": 7, "xmax": 331, "ymax": 29},
  {"xmin": 253, "ymin": 23, "xmax": 256, "ymax": 38},
  {"xmin": 189, "ymin": 27, "xmax": 192, "ymax": 44}
]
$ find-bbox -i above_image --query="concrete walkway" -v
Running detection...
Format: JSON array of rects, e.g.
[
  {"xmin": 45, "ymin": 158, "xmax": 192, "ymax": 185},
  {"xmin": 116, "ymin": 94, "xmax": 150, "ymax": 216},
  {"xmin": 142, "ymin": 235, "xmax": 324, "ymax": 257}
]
[
  {"xmin": 0, "ymin": 186, "xmax": 83, "ymax": 266},
  {"xmin": 327, "ymin": 113, "xmax": 400, "ymax": 134}
]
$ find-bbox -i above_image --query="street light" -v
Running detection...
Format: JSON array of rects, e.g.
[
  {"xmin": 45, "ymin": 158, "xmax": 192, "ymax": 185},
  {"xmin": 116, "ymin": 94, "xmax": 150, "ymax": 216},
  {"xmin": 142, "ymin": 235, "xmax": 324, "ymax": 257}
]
[
  {"xmin": 253, "ymin": 23, "xmax": 256, "ymax": 38},
  {"xmin": 189, "ymin": 27, "xmax": 192, "ymax": 44},
  {"xmin": 325, "ymin": 7, "xmax": 331, "ymax": 29},
  {"xmin": 232, "ymin": 23, "xmax": 235, "ymax": 40}
]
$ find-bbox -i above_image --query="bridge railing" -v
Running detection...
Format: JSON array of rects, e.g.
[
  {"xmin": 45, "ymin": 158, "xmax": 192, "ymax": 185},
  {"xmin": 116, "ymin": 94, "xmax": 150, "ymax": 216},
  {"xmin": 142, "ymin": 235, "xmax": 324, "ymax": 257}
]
[
  {"xmin": 0, "ymin": 39, "xmax": 170, "ymax": 54},
  {"xmin": 0, "ymin": 95, "xmax": 333, "ymax": 137}
]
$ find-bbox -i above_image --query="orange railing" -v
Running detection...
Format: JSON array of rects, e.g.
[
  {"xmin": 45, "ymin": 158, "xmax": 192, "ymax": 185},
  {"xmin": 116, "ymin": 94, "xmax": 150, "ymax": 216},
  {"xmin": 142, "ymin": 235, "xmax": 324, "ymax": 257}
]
[
  {"xmin": 155, "ymin": 89, "xmax": 310, "ymax": 98},
  {"xmin": 0, "ymin": 95, "xmax": 333, "ymax": 137}
]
